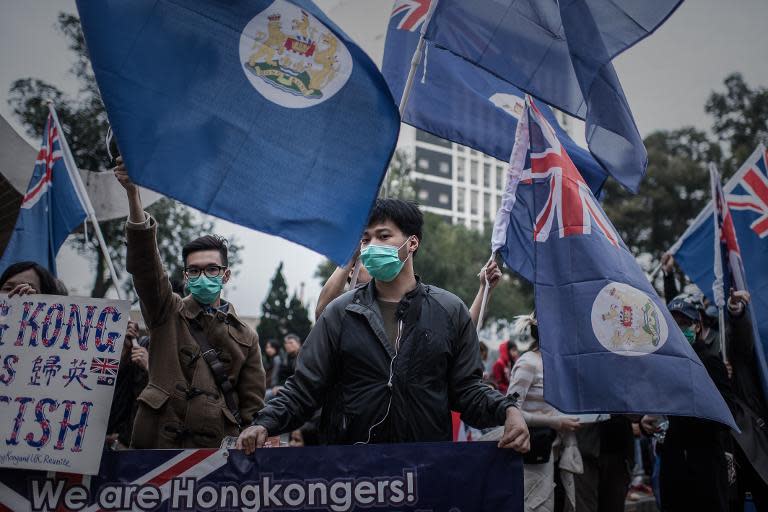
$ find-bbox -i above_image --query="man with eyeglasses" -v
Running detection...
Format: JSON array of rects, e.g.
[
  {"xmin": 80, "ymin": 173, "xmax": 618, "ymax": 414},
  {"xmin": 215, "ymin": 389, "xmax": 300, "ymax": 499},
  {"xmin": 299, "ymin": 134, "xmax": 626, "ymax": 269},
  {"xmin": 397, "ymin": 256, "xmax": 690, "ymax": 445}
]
[{"xmin": 115, "ymin": 159, "xmax": 265, "ymax": 448}]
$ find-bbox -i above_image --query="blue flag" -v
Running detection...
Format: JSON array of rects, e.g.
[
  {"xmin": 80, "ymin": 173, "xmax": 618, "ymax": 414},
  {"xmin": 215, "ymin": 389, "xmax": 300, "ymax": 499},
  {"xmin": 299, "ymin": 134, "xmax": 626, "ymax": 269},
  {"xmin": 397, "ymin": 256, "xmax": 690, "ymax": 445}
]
[
  {"xmin": 382, "ymin": 0, "xmax": 606, "ymax": 195},
  {"xmin": 493, "ymin": 100, "xmax": 735, "ymax": 428},
  {"xmin": 422, "ymin": 0, "xmax": 683, "ymax": 193},
  {"xmin": 673, "ymin": 146, "xmax": 768, "ymax": 399},
  {"xmin": 76, "ymin": 0, "xmax": 400, "ymax": 265},
  {"xmin": 0, "ymin": 111, "xmax": 86, "ymax": 276}
]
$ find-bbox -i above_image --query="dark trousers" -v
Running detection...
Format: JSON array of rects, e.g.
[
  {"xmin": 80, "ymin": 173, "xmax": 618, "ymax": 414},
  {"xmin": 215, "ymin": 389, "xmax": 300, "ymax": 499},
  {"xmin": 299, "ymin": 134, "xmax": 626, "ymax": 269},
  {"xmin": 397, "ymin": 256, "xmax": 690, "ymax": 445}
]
[
  {"xmin": 733, "ymin": 444, "xmax": 768, "ymax": 511},
  {"xmin": 568, "ymin": 452, "xmax": 630, "ymax": 512}
]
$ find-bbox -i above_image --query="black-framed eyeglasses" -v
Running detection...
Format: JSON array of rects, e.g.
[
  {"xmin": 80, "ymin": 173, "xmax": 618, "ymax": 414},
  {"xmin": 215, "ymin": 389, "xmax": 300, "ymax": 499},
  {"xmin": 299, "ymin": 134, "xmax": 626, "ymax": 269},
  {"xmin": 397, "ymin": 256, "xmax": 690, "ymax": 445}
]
[{"xmin": 185, "ymin": 265, "xmax": 227, "ymax": 279}]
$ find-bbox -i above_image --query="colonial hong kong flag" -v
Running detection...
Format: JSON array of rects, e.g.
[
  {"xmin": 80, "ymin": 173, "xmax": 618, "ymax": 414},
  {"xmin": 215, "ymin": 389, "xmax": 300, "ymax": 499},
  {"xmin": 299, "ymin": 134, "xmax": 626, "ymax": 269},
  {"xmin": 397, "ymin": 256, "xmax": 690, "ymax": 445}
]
[
  {"xmin": 492, "ymin": 99, "xmax": 736, "ymax": 428},
  {"xmin": 382, "ymin": 0, "xmax": 609, "ymax": 195},
  {"xmin": 673, "ymin": 148, "xmax": 768, "ymax": 399},
  {"xmin": 0, "ymin": 110, "xmax": 86, "ymax": 276}
]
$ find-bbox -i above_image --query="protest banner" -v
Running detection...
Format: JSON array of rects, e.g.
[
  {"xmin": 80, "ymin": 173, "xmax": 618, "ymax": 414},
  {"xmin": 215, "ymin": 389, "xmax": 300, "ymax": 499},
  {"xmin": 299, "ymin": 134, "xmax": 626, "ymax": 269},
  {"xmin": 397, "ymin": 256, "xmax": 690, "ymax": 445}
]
[
  {"xmin": 0, "ymin": 294, "xmax": 130, "ymax": 475},
  {"xmin": 0, "ymin": 442, "xmax": 523, "ymax": 512}
]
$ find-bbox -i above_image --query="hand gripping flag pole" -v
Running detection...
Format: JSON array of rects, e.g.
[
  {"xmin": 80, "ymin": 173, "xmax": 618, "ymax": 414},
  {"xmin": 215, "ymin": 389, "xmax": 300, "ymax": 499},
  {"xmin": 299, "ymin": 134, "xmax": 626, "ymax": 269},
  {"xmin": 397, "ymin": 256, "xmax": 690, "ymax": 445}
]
[{"xmin": 47, "ymin": 101, "xmax": 124, "ymax": 300}]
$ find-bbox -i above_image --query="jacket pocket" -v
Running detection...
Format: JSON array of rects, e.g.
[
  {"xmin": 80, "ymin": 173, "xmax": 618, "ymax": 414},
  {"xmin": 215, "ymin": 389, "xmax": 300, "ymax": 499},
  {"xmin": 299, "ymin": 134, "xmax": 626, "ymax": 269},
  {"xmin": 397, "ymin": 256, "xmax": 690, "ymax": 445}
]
[
  {"xmin": 131, "ymin": 384, "xmax": 171, "ymax": 448},
  {"xmin": 228, "ymin": 324, "xmax": 253, "ymax": 348},
  {"xmin": 137, "ymin": 383, "xmax": 170, "ymax": 410}
]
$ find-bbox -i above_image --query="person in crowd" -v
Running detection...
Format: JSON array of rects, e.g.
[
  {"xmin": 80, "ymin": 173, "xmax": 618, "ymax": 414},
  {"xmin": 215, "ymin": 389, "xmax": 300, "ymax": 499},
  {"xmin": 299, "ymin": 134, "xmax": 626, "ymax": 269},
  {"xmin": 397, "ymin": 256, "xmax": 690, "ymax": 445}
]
[
  {"xmin": 289, "ymin": 422, "xmax": 320, "ymax": 447},
  {"xmin": 115, "ymin": 158, "xmax": 265, "ymax": 448},
  {"xmin": 720, "ymin": 290, "xmax": 768, "ymax": 510},
  {"xmin": 641, "ymin": 294, "xmax": 734, "ymax": 512},
  {"xmin": 315, "ymin": 247, "xmax": 371, "ymax": 320},
  {"xmin": 570, "ymin": 416, "xmax": 634, "ymax": 512},
  {"xmin": 661, "ymin": 253, "xmax": 721, "ymax": 358},
  {"xmin": 106, "ymin": 320, "xmax": 149, "ymax": 449},
  {"xmin": 0, "ymin": 261, "xmax": 64, "ymax": 296},
  {"xmin": 663, "ymin": 255, "xmax": 768, "ymax": 508},
  {"xmin": 277, "ymin": 334, "xmax": 302, "ymax": 385},
  {"xmin": 508, "ymin": 313, "xmax": 582, "ymax": 512},
  {"xmin": 479, "ymin": 342, "xmax": 493, "ymax": 380},
  {"xmin": 263, "ymin": 339, "xmax": 283, "ymax": 392},
  {"xmin": 237, "ymin": 198, "xmax": 529, "ymax": 453},
  {"xmin": 469, "ymin": 260, "xmax": 502, "ymax": 326},
  {"xmin": 492, "ymin": 340, "xmax": 519, "ymax": 394}
]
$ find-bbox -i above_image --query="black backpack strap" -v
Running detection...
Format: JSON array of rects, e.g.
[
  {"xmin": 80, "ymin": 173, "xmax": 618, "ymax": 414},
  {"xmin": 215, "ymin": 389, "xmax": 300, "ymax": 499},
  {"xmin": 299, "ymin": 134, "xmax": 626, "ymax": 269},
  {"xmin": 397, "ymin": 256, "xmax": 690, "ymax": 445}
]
[{"xmin": 186, "ymin": 319, "xmax": 243, "ymax": 427}]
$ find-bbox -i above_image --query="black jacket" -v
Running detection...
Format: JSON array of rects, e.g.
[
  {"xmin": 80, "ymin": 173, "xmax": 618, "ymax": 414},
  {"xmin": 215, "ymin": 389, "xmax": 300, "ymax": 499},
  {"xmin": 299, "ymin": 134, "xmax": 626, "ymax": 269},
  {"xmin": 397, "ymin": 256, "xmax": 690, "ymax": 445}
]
[
  {"xmin": 659, "ymin": 340, "xmax": 734, "ymax": 511},
  {"xmin": 728, "ymin": 307, "xmax": 768, "ymax": 486},
  {"xmin": 252, "ymin": 280, "xmax": 516, "ymax": 443}
]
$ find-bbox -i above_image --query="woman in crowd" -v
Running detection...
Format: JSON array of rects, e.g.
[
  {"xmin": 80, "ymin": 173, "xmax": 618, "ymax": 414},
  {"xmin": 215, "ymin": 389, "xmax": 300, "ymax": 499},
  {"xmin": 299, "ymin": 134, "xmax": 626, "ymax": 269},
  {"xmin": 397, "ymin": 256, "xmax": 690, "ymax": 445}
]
[
  {"xmin": 0, "ymin": 261, "xmax": 66, "ymax": 296},
  {"xmin": 508, "ymin": 313, "xmax": 581, "ymax": 512}
]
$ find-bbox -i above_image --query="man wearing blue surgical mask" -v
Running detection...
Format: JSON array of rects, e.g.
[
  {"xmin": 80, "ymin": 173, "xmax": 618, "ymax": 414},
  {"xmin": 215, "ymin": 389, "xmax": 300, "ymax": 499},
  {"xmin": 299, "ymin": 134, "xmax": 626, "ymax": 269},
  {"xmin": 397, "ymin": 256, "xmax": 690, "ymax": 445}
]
[
  {"xmin": 115, "ymin": 159, "xmax": 265, "ymax": 449},
  {"xmin": 239, "ymin": 199, "xmax": 529, "ymax": 453}
]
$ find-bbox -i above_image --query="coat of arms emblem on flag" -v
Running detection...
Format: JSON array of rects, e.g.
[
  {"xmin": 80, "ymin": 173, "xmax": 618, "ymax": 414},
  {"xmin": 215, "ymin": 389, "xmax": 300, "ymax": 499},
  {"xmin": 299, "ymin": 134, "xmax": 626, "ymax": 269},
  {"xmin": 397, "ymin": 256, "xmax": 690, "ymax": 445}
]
[{"xmin": 239, "ymin": 0, "xmax": 353, "ymax": 108}]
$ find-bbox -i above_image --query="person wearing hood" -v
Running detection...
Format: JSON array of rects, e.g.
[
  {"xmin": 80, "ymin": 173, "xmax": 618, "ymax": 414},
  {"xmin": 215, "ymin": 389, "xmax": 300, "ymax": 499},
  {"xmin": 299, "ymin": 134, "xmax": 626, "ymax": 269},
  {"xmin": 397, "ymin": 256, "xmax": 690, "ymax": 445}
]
[{"xmin": 493, "ymin": 340, "xmax": 520, "ymax": 395}]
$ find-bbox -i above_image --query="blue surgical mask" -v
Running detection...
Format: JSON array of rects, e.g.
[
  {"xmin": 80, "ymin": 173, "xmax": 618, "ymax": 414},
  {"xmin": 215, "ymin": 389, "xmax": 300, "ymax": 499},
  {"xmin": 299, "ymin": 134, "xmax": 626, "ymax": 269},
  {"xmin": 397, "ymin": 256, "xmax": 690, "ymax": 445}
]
[
  {"xmin": 682, "ymin": 326, "xmax": 697, "ymax": 345},
  {"xmin": 359, "ymin": 237, "xmax": 412, "ymax": 282}
]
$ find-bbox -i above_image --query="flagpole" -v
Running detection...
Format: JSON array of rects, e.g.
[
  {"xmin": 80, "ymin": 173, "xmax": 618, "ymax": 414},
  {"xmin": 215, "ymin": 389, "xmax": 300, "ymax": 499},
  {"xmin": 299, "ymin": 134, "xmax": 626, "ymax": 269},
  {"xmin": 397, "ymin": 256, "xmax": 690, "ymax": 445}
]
[
  {"xmin": 398, "ymin": 0, "xmax": 440, "ymax": 117},
  {"xmin": 476, "ymin": 253, "xmax": 495, "ymax": 333},
  {"xmin": 47, "ymin": 101, "xmax": 124, "ymax": 300},
  {"xmin": 709, "ymin": 162, "xmax": 727, "ymax": 364}
]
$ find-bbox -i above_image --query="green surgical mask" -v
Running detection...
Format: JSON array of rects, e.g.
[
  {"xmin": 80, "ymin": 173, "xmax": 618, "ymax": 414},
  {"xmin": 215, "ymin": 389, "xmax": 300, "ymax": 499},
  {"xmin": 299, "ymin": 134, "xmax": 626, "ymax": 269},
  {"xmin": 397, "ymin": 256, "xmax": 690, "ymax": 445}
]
[
  {"xmin": 187, "ymin": 275, "xmax": 224, "ymax": 305},
  {"xmin": 359, "ymin": 237, "xmax": 412, "ymax": 283},
  {"xmin": 682, "ymin": 326, "xmax": 697, "ymax": 345}
]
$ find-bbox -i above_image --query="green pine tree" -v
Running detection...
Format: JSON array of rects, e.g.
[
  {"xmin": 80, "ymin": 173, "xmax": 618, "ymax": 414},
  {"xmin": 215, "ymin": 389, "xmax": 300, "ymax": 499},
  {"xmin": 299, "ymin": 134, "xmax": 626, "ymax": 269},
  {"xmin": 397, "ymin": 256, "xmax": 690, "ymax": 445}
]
[
  {"xmin": 286, "ymin": 293, "xmax": 313, "ymax": 341},
  {"xmin": 257, "ymin": 262, "xmax": 290, "ymax": 348}
]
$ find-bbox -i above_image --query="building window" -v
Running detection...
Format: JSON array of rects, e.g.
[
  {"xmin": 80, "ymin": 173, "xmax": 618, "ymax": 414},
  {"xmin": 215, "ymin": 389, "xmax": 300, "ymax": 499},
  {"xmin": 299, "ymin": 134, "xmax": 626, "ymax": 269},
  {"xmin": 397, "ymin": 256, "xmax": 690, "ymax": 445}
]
[
  {"xmin": 457, "ymin": 157, "xmax": 466, "ymax": 181},
  {"xmin": 456, "ymin": 144, "xmax": 464, "ymax": 152},
  {"xmin": 438, "ymin": 193, "xmax": 450, "ymax": 206},
  {"xmin": 470, "ymin": 161, "xmax": 478, "ymax": 185},
  {"xmin": 457, "ymin": 187, "xmax": 466, "ymax": 212},
  {"xmin": 418, "ymin": 189, "xmax": 429, "ymax": 201},
  {"xmin": 470, "ymin": 190, "xmax": 478, "ymax": 214},
  {"xmin": 484, "ymin": 192, "xmax": 491, "ymax": 217},
  {"xmin": 471, "ymin": 220, "xmax": 480, "ymax": 231},
  {"xmin": 439, "ymin": 161, "xmax": 450, "ymax": 175},
  {"xmin": 483, "ymin": 163, "xmax": 491, "ymax": 188},
  {"xmin": 496, "ymin": 165, "xmax": 505, "ymax": 189},
  {"xmin": 418, "ymin": 158, "xmax": 429, "ymax": 170},
  {"xmin": 470, "ymin": 149, "xmax": 478, "ymax": 156}
]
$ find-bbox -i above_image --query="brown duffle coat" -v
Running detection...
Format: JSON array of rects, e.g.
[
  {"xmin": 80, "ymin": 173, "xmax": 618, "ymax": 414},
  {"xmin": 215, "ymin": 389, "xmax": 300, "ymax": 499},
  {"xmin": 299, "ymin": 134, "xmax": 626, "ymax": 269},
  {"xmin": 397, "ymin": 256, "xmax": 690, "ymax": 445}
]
[{"xmin": 126, "ymin": 215, "xmax": 265, "ymax": 448}]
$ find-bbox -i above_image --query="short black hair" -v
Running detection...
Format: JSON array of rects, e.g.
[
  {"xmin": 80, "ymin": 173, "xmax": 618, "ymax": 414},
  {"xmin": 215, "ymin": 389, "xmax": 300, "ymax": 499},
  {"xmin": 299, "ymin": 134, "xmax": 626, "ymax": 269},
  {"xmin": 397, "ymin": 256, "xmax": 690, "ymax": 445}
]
[
  {"xmin": 182, "ymin": 235, "xmax": 228, "ymax": 266},
  {"xmin": 265, "ymin": 339, "xmax": 283, "ymax": 352},
  {"xmin": 0, "ymin": 261, "xmax": 63, "ymax": 295},
  {"xmin": 284, "ymin": 333, "xmax": 302, "ymax": 344},
  {"xmin": 366, "ymin": 199, "xmax": 423, "ymax": 243}
]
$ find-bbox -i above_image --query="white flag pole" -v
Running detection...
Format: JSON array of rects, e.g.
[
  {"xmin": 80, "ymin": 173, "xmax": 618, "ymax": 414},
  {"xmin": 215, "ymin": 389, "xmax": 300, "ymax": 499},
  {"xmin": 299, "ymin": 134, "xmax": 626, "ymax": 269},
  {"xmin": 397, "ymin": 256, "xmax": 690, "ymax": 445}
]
[
  {"xmin": 475, "ymin": 253, "xmax": 495, "ymax": 333},
  {"xmin": 398, "ymin": 0, "xmax": 440, "ymax": 118},
  {"xmin": 708, "ymin": 162, "xmax": 727, "ymax": 364},
  {"xmin": 47, "ymin": 101, "xmax": 124, "ymax": 300}
]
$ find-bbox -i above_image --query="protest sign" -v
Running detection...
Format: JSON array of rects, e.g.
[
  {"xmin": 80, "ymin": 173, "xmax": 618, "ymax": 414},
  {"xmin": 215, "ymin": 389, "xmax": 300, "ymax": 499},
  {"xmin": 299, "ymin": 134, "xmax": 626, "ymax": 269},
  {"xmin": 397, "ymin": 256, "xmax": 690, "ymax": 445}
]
[
  {"xmin": 0, "ymin": 442, "xmax": 523, "ymax": 511},
  {"xmin": 0, "ymin": 294, "xmax": 130, "ymax": 475}
]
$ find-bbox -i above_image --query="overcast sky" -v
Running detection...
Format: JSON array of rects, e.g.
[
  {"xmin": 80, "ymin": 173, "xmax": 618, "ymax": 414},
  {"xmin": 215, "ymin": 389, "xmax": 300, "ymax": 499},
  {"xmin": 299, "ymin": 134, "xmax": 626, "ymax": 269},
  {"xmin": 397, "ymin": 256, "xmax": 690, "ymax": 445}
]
[{"xmin": 1, "ymin": 0, "xmax": 766, "ymax": 316}]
